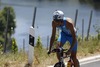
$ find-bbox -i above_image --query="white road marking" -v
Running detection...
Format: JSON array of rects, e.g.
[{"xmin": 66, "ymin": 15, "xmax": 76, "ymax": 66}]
[{"xmin": 80, "ymin": 59, "xmax": 100, "ymax": 65}]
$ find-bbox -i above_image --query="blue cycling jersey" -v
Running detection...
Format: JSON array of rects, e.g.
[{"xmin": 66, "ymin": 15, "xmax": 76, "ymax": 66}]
[
  {"xmin": 57, "ymin": 17, "xmax": 76, "ymax": 36},
  {"xmin": 57, "ymin": 17, "xmax": 78, "ymax": 51}
]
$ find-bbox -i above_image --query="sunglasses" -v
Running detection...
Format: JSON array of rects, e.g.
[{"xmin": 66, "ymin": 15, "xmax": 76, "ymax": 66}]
[{"xmin": 54, "ymin": 19, "xmax": 63, "ymax": 22}]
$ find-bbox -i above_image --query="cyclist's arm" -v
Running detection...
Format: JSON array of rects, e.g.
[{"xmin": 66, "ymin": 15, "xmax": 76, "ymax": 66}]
[
  {"xmin": 49, "ymin": 21, "xmax": 56, "ymax": 51},
  {"xmin": 67, "ymin": 19, "xmax": 77, "ymax": 51}
]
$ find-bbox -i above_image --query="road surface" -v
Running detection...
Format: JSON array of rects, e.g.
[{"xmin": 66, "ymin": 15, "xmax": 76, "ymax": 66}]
[{"xmin": 81, "ymin": 60, "xmax": 100, "ymax": 67}]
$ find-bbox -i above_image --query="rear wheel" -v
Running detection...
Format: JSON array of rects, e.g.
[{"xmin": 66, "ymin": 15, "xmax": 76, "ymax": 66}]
[{"xmin": 54, "ymin": 62, "xmax": 65, "ymax": 67}]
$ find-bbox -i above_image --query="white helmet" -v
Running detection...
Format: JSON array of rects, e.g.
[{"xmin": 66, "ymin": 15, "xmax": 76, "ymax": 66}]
[{"xmin": 53, "ymin": 10, "xmax": 64, "ymax": 20}]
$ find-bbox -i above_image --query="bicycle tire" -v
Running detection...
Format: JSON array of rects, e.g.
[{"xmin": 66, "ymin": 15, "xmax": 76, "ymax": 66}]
[{"xmin": 54, "ymin": 62, "xmax": 65, "ymax": 67}]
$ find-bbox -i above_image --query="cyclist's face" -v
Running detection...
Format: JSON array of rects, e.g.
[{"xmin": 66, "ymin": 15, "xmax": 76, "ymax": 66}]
[{"xmin": 54, "ymin": 20, "xmax": 63, "ymax": 26}]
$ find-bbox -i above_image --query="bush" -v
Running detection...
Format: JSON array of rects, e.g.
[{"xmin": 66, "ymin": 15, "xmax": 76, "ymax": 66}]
[
  {"xmin": 77, "ymin": 35, "xmax": 82, "ymax": 42},
  {"xmin": 35, "ymin": 36, "xmax": 44, "ymax": 57},
  {"xmin": 11, "ymin": 38, "xmax": 18, "ymax": 53},
  {"xmin": 98, "ymin": 33, "xmax": 100, "ymax": 40},
  {"xmin": 34, "ymin": 36, "xmax": 49, "ymax": 65},
  {"xmin": 35, "ymin": 36, "xmax": 43, "ymax": 49}
]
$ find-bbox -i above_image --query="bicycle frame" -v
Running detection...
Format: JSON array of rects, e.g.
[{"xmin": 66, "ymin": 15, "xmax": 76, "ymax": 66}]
[{"xmin": 51, "ymin": 48, "xmax": 73, "ymax": 67}]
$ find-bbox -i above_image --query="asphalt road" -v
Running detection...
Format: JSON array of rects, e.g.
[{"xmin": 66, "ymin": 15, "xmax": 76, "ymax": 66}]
[{"xmin": 81, "ymin": 60, "xmax": 100, "ymax": 67}]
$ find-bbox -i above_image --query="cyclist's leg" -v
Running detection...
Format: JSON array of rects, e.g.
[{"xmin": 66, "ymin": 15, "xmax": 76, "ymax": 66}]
[
  {"xmin": 67, "ymin": 37, "xmax": 80, "ymax": 67},
  {"xmin": 71, "ymin": 50, "xmax": 80, "ymax": 67},
  {"xmin": 57, "ymin": 31, "xmax": 67, "ymax": 61}
]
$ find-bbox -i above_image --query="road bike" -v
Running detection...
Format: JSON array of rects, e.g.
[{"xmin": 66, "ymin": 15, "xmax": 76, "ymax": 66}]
[{"xmin": 51, "ymin": 48, "xmax": 74, "ymax": 67}]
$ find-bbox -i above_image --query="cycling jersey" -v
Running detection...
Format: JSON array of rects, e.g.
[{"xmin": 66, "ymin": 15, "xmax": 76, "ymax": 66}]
[
  {"xmin": 57, "ymin": 17, "xmax": 77, "ymax": 37},
  {"xmin": 57, "ymin": 17, "xmax": 77, "ymax": 51}
]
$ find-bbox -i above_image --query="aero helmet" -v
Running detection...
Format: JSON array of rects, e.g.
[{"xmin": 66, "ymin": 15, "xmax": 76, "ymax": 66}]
[{"xmin": 53, "ymin": 10, "xmax": 64, "ymax": 21}]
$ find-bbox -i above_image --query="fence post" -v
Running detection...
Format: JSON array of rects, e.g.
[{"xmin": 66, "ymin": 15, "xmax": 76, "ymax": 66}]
[
  {"xmin": 47, "ymin": 36, "xmax": 49, "ymax": 50},
  {"xmin": 86, "ymin": 10, "xmax": 93, "ymax": 41},
  {"xmin": 82, "ymin": 19, "xmax": 84, "ymax": 41},
  {"xmin": 74, "ymin": 9, "xmax": 78, "ymax": 28},
  {"xmin": 23, "ymin": 39, "xmax": 25, "ymax": 52},
  {"xmin": 28, "ymin": 7, "xmax": 37, "ymax": 66}
]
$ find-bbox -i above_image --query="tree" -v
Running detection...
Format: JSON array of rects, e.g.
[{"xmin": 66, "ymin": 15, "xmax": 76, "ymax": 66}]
[
  {"xmin": 1, "ymin": 6, "xmax": 16, "ymax": 36},
  {"xmin": 0, "ymin": 6, "xmax": 16, "ymax": 53},
  {"xmin": 0, "ymin": 12, "xmax": 6, "ymax": 35}
]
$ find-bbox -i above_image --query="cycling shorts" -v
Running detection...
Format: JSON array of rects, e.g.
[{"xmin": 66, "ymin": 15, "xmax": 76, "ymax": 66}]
[{"xmin": 57, "ymin": 31, "xmax": 78, "ymax": 52}]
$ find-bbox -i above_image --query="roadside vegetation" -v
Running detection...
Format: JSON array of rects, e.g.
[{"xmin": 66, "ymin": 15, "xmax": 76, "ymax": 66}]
[
  {"xmin": 0, "ymin": 35, "xmax": 100, "ymax": 67},
  {"xmin": 33, "ymin": 34, "xmax": 100, "ymax": 67}
]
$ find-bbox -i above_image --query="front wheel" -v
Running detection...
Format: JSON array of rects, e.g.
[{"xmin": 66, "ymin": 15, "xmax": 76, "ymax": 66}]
[{"xmin": 54, "ymin": 62, "xmax": 65, "ymax": 67}]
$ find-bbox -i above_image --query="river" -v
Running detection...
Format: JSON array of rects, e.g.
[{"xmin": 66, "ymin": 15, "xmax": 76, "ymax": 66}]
[{"xmin": 1, "ymin": 0, "xmax": 100, "ymax": 50}]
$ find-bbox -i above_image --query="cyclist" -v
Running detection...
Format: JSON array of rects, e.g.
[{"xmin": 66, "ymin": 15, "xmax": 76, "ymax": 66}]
[{"xmin": 48, "ymin": 10, "xmax": 80, "ymax": 67}]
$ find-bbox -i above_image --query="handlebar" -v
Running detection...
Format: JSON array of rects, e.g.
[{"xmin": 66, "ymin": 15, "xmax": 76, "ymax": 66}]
[
  {"xmin": 50, "ymin": 48, "xmax": 70, "ymax": 58},
  {"xmin": 51, "ymin": 48, "xmax": 67, "ymax": 53}
]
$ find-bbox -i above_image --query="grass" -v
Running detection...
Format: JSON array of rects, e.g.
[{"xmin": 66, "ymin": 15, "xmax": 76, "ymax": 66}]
[
  {"xmin": 0, "ymin": 50, "xmax": 27, "ymax": 67},
  {"xmin": 77, "ymin": 40, "xmax": 100, "ymax": 58},
  {"xmin": 0, "ymin": 39, "xmax": 100, "ymax": 67},
  {"xmin": 33, "ymin": 39, "xmax": 100, "ymax": 67}
]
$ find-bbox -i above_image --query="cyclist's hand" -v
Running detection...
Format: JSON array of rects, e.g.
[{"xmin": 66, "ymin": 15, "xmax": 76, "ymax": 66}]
[
  {"xmin": 66, "ymin": 50, "xmax": 71, "ymax": 55},
  {"xmin": 47, "ymin": 50, "xmax": 51, "ymax": 55}
]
